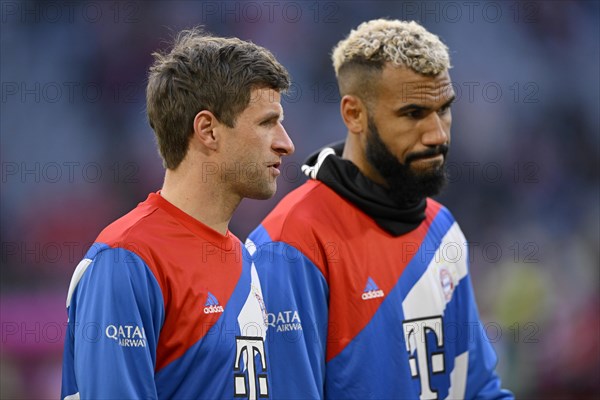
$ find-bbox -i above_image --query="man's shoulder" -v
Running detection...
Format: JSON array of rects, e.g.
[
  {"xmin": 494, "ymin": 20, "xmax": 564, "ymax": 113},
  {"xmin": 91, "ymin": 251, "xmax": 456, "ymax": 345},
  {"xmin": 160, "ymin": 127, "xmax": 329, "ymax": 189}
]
[
  {"xmin": 426, "ymin": 198, "xmax": 458, "ymax": 224},
  {"xmin": 424, "ymin": 198, "xmax": 468, "ymax": 244},
  {"xmin": 96, "ymin": 199, "xmax": 162, "ymax": 251},
  {"xmin": 258, "ymin": 180, "xmax": 348, "ymax": 239}
]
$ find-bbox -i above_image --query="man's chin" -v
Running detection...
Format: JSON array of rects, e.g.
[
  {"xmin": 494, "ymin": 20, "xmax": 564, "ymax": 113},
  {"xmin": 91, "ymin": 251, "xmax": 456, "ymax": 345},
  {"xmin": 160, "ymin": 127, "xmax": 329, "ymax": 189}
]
[
  {"xmin": 408, "ymin": 159, "xmax": 445, "ymax": 175},
  {"xmin": 245, "ymin": 185, "xmax": 277, "ymax": 200},
  {"xmin": 386, "ymin": 167, "xmax": 447, "ymax": 204},
  {"xmin": 418, "ymin": 172, "xmax": 448, "ymax": 198}
]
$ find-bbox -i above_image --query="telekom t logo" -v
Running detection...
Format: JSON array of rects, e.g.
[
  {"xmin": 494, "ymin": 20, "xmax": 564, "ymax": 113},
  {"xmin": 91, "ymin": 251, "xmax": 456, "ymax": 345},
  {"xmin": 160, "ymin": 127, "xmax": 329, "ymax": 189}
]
[
  {"xmin": 234, "ymin": 336, "xmax": 268, "ymax": 399},
  {"xmin": 402, "ymin": 316, "xmax": 445, "ymax": 400}
]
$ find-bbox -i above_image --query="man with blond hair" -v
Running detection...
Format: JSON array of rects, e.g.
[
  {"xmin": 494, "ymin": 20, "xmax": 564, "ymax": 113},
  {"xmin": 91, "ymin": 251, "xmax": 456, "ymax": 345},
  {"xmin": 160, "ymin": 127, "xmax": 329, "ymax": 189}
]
[
  {"xmin": 61, "ymin": 29, "xmax": 294, "ymax": 399},
  {"xmin": 249, "ymin": 19, "xmax": 513, "ymax": 399}
]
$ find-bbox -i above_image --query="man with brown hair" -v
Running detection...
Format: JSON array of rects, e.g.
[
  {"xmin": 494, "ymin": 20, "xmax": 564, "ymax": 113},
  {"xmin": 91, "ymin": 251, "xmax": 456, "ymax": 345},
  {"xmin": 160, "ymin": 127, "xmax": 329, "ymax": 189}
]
[
  {"xmin": 61, "ymin": 28, "xmax": 293, "ymax": 399},
  {"xmin": 249, "ymin": 19, "xmax": 513, "ymax": 399}
]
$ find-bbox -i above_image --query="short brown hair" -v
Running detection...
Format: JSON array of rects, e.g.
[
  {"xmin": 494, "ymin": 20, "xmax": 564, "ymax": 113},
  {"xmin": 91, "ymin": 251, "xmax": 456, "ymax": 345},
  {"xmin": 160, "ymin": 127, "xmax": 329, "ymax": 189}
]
[{"xmin": 147, "ymin": 28, "xmax": 290, "ymax": 169}]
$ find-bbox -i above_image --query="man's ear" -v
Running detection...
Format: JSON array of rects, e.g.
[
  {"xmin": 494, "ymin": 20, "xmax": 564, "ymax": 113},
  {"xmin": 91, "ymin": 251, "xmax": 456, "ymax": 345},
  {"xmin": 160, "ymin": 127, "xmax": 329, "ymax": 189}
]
[
  {"xmin": 192, "ymin": 110, "xmax": 219, "ymax": 152},
  {"xmin": 340, "ymin": 95, "xmax": 368, "ymax": 135}
]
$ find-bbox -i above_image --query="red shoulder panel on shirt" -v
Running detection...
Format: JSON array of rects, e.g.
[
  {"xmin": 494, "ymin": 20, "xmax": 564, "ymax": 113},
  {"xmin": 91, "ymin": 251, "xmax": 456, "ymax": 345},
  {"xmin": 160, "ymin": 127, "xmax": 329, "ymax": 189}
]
[{"xmin": 96, "ymin": 193, "xmax": 243, "ymax": 371}]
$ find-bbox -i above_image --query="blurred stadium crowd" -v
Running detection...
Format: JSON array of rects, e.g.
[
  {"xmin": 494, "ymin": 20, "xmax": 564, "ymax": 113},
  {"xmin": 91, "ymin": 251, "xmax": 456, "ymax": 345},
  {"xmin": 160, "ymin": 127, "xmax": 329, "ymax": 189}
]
[{"xmin": 1, "ymin": 1, "xmax": 598, "ymax": 398}]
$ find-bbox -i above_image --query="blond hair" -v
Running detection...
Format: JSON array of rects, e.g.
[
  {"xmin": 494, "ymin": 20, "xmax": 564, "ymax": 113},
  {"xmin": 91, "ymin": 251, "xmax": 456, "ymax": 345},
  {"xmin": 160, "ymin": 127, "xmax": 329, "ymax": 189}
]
[{"xmin": 332, "ymin": 19, "xmax": 450, "ymax": 77}]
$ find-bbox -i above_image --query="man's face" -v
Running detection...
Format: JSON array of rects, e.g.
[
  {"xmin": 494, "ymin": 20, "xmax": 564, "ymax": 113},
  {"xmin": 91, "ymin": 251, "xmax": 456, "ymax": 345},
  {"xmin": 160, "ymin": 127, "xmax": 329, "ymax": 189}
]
[
  {"xmin": 220, "ymin": 87, "xmax": 294, "ymax": 200},
  {"xmin": 364, "ymin": 65, "xmax": 455, "ymax": 203}
]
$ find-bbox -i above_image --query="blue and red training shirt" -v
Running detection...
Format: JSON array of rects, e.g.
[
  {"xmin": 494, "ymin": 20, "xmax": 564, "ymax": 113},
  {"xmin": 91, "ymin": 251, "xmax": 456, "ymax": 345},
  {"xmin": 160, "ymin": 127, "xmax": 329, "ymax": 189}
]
[
  {"xmin": 61, "ymin": 192, "xmax": 269, "ymax": 399},
  {"xmin": 248, "ymin": 177, "xmax": 513, "ymax": 399}
]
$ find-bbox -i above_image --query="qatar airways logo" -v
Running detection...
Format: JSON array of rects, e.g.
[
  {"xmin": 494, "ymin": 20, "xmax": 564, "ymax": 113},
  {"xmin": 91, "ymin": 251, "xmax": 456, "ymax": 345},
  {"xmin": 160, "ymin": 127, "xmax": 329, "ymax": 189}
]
[
  {"xmin": 105, "ymin": 324, "xmax": 147, "ymax": 348},
  {"xmin": 362, "ymin": 277, "xmax": 385, "ymax": 300},
  {"xmin": 267, "ymin": 310, "xmax": 302, "ymax": 332}
]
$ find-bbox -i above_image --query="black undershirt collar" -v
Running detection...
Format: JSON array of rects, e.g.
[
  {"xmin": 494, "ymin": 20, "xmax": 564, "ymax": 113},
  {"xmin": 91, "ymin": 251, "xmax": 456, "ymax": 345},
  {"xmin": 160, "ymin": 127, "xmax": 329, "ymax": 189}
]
[{"xmin": 302, "ymin": 141, "xmax": 426, "ymax": 236}]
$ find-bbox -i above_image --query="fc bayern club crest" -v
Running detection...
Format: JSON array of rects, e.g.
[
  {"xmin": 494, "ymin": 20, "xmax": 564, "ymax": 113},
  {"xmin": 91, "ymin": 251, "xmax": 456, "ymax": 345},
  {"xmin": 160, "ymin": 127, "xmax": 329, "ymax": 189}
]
[{"xmin": 439, "ymin": 267, "xmax": 455, "ymax": 301}]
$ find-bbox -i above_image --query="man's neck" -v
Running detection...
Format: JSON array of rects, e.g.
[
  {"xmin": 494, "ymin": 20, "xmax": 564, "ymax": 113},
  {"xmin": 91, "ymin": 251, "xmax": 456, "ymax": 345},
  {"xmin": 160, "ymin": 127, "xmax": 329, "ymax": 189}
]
[
  {"xmin": 342, "ymin": 133, "xmax": 387, "ymax": 187},
  {"xmin": 160, "ymin": 166, "xmax": 241, "ymax": 236}
]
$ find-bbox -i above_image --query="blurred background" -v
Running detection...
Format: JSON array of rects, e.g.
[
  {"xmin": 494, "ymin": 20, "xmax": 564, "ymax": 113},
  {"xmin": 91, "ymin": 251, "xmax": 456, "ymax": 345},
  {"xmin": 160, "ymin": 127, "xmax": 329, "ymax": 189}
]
[{"xmin": 1, "ymin": 1, "xmax": 598, "ymax": 398}]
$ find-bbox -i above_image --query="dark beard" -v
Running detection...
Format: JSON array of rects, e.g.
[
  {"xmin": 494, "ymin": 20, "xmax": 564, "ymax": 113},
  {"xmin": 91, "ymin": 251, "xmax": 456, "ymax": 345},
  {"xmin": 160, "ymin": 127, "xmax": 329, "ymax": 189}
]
[{"xmin": 365, "ymin": 117, "xmax": 448, "ymax": 205}]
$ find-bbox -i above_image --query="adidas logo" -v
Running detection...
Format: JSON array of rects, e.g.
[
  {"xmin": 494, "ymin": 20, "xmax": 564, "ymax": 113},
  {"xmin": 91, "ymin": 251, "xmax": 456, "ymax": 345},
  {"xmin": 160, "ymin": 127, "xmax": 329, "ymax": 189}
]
[
  {"xmin": 362, "ymin": 277, "xmax": 385, "ymax": 300},
  {"xmin": 203, "ymin": 292, "xmax": 224, "ymax": 314}
]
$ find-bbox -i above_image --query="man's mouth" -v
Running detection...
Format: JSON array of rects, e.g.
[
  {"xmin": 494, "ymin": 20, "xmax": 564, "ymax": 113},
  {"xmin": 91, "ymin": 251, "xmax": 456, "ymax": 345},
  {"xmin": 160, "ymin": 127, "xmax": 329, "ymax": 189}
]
[
  {"xmin": 267, "ymin": 161, "xmax": 281, "ymax": 175},
  {"xmin": 416, "ymin": 153, "xmax": 444, "ymax": 161},
  {"xmin": 406, "ymin": 145, "xmax": 448, "ymax": 164}
]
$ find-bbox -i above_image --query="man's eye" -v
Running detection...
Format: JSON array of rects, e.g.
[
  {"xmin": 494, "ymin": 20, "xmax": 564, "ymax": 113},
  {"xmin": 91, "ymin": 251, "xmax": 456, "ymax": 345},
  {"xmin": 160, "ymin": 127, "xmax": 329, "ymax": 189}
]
[
  {"xmin": 438, "ymin": 105, "xmax": 451, "ymax": 115},
  {"xmin": 406, "ymin": 110, "xmax": 425, "ymax": 119}
]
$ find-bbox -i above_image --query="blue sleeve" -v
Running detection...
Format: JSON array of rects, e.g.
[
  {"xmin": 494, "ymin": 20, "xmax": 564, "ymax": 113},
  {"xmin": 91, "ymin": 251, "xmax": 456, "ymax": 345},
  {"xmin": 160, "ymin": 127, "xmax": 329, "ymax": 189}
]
[
  {"xmin": 463, "ymin": 274, "xmax": 514, "ymax": 400},
  {"xmin": 61, "ymin": 247, "xmax": 165, "ymax": 400},
  {"xmin": 249, "ymin": 227, "xmax": 329, "ymax": 399}
]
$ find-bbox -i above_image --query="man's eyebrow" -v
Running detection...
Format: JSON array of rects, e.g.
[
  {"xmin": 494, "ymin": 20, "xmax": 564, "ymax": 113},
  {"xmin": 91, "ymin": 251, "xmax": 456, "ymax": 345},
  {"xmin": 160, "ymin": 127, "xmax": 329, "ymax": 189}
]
[
  {"xmin": 396, "ymin": 103, "xmax": 430, "ymax": 114},
  {"xmin": 395, "ymin": 95, "xmax": 456, "ymax": 114},
  {"xmin": 258, "ymin": 110, "xmax": 284, "ymax": 122},
  {"xmin": 441, "ymin": 95, "xmax": 456, "ymax": 108}
]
